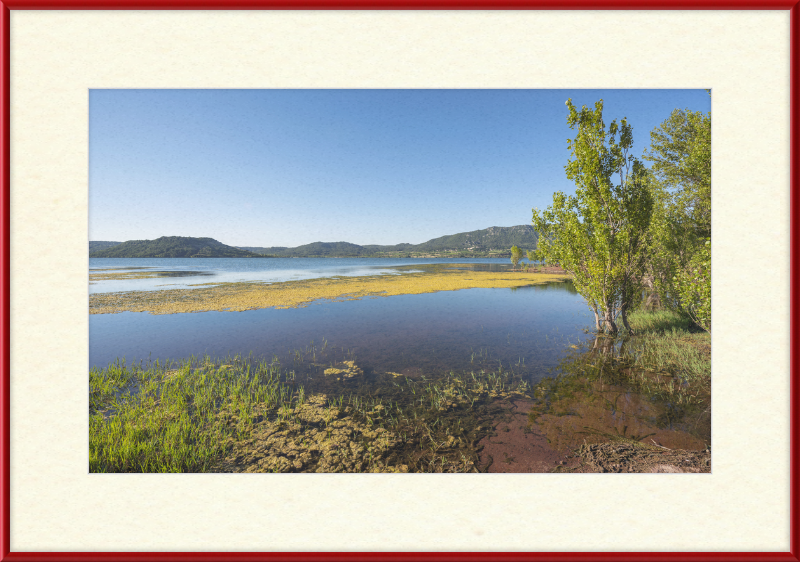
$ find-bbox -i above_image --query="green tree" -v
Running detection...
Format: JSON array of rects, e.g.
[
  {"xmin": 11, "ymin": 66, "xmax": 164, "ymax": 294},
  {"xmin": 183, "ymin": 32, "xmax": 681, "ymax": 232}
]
[
  {"xmin": 644, "ymin": 108, "xmax": 711, "ymax": 331},
  {"xmin": 645, "ymin": 108, "xmax": 710, "ymax": 238},
  {"xmin": 510, "ymin": 245, "xmax": 523, "ymax": 270},
  {"xmin": 532, "ymin": 99, "xmax": 653, "ymax": 334},
  {"xmin": 526, "ymin": 249, "xmax": 537, "ymax": 268}
]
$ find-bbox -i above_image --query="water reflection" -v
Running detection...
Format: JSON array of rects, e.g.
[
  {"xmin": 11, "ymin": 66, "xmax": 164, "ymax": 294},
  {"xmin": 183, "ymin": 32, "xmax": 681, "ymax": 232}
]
[
  {"xmin": 90, "ymin": 282, "xmax": 595, "ymax": 383},
  {"xmin": 510, "ymin": 280, "xmax": 578, "ymax": 294},
  {"xmin": 89, "ymin": 257, "xmax": 518, "ymax": 294},
  {"xmin": 528, "ymin": 335, "xmax": 710, "ymax": 451}
]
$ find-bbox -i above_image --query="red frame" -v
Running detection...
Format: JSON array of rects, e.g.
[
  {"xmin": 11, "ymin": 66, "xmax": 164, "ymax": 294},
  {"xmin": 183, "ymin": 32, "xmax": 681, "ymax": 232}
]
[{"xmin": 0, "ymin": 2, "xmax": 797, "ymax": 561}]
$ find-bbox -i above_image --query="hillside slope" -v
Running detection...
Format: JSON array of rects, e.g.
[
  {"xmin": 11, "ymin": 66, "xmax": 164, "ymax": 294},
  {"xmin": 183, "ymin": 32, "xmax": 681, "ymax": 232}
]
[
  {"xmin": 90, "ymin": 236, "xmax": 265, "ymax": 258},
  {"xmin": 89, "ymin": 241, "xmax": 122, "ymax": 252},
  {"xmin": 241, "ymin": 225, "xmax": 538, "ymax": 257}
]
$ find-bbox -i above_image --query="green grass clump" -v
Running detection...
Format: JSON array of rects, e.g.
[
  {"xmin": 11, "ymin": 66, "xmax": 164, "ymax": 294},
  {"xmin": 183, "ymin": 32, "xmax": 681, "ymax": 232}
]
[
  {"xmin": 90, "ymin": 356, "xmax": 304, "ymax": 473},
  {"xmin": 625, "ymin": 309, "xmax": 697, "ymax": 334},
  {"xmin": 90, "ymin": 359, "xmax": 137, "ymax": 414},
  {"xmin": 624, "ymin": 310, "xmax": 711, "ymax": 385}
]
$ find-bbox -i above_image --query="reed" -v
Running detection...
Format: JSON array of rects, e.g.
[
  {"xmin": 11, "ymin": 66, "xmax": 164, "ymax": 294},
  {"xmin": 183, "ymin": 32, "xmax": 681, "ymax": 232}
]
[{"xmin": 90, "ymin": 355, "xmax": 305, "ymax": 472}]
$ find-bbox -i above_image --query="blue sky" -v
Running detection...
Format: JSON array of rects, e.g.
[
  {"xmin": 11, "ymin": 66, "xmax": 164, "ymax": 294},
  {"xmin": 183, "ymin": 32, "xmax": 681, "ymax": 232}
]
[{"xmin": 89, "ymin": 89, "xmax": 710, "ymax": 247}]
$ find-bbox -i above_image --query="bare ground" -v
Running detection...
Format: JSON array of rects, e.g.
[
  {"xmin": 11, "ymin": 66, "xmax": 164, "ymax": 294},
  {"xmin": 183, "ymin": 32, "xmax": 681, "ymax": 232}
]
[{"xmin": 477, "ymin": 399, "xmax": 710, "ymax": 474}]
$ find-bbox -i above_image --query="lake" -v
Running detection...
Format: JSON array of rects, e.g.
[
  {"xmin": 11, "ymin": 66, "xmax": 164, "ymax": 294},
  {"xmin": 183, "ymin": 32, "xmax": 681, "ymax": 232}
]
[
  {"xmin": 89, "ymin": 258, "xmax": 593, "ymax": 385},
  {"xmin": 89, "ymin": 257, "xmax": 711, "ymax": 472},
  {"xmin": 89, "ymin": 257, "xmax": 524, "ymax": 293}
]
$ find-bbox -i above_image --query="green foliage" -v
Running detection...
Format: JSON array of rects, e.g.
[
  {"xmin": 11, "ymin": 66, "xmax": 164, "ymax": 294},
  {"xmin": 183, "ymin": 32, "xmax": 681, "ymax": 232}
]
[
  {"xmin": 532, "ymin": 99, "xmax": 653, "ymax": 334},
  {"xmin": 90, "ymin": 236, "xmax": 264, "ymax": 258},
  {"xmin": 672, "ymin": 240, "xmax": 711, "ymax": 331},
  {"xmin": 510, "ymin": 245, "xmax": 523, "ymax": 269},
  {"xmin": 644, "ymin": 108, "xmax": 712, "ymax": 331},
  {"xmin": 645, "ymin": 109, "xmax": 711, "ymax": 239}
]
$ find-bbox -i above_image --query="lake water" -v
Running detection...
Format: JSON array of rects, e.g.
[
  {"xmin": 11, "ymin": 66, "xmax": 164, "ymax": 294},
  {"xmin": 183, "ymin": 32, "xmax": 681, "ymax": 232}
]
[
  {"xmin": 89, "ymin": 258, "xmax": 593, "ymax": 385},
  {"xmin": 89, "ymin": 257, "xmax": 523, "ymax": 294},
  {"xmin": 89, "ymin": 257, "xmax": 710, "ymax": 456}
]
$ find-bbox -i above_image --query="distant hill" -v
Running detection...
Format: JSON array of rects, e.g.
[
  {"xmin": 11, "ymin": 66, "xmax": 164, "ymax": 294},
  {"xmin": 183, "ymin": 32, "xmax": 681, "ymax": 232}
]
[
  {"xmin": 89, "ymin": 241, "xmax": 122, "ymax": 252},
  {"xmin": 414, "ymin": 225, "xmax": 537, "ymax": 252},
  {"xmin": 240, "ymin": 225, "xmax": 538, "ymax": 258},
  {"xmin": 90, "ymin": 236, "xmax": 266, "ymax": 258}
]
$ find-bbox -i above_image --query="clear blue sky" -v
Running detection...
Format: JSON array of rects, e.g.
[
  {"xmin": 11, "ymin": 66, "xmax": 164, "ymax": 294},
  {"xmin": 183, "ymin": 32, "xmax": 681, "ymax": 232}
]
[{"xmin": 89, "ymin": 89, "xmax": 710, "ymax": 247}]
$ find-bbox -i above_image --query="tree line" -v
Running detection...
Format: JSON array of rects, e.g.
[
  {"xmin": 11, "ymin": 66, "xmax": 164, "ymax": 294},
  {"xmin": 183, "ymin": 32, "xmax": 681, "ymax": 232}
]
[{"xmin": 530, "ymin": 97, "xmax": 711, "ymax": 335}]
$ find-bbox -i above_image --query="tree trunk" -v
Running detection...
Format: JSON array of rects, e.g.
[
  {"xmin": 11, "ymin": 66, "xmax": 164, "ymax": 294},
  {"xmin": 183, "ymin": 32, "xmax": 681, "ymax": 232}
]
[
  {"xmin": 591, "ymin": 304, "xmax": 602, "ymax": 332},
  {"xmin": 620, "ymin": 302, "xmax": 634, "ymax": 336},
  {"xmin": 603, "ymin": 308, "xmax": 618, "ymax": 335},
  {"xmin": 641, "ymin": 274, "xmax": 660, "ymax": 311}
]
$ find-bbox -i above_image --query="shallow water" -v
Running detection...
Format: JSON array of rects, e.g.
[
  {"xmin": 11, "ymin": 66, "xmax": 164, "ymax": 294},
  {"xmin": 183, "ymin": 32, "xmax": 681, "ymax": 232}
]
[
  {"xmin": 90, "ymin": 280, "xmax": 593, "ymax": 384},
  {"xmin": 89, "ymin": 258, "xmax": 713, "ymax": 469},
  {"xmin": 528, "ymin": 339, "xmax": 712, "ymax": 449},
  {"xmin": 89, "ymin": 257, "xmax": 519, "ymax": 294}
]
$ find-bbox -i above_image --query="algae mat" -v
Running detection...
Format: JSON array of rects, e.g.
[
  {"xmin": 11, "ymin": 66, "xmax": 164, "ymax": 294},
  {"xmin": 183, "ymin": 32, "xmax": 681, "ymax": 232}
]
[{"xmin": 90, "ymin": 267, "xmax": 570, "ymax": 315}]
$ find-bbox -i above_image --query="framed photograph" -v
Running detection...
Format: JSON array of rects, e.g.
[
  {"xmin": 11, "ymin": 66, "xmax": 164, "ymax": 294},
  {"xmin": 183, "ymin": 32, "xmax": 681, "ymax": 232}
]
[{"xmin": 2, "ymin": 2, "xmax": 797, "ymax": 560}]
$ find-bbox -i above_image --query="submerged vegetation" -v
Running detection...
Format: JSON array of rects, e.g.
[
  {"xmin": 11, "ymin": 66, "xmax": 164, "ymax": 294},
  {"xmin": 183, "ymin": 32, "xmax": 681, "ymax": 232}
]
[
  {"xmin": 528, "ymin": 309, "xmax": 710, "ymax": 471},
  {"xmin": 90, "ymin": 309, "xmax": 710, "ymax": 473},
  {"xmin": 90, "ymin": 353, "xmax": 538, "ymax": 473}
]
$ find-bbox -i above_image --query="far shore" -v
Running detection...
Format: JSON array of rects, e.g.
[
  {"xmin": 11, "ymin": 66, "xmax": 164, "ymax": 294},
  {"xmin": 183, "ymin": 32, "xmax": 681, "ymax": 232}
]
[{"xmin": 90, "ymin": 264, "xmax": 570, "ymax": 315}]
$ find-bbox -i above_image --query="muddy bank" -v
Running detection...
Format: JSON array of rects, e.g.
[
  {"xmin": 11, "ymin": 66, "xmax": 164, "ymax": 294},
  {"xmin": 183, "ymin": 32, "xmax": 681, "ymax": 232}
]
[
  {"xmin": 477, "ymin": 400, "xmax": 573, "ymax": 472},
  {"xmin": 476, "ymin": 399, "xmax": 710, "ymax": 474}
]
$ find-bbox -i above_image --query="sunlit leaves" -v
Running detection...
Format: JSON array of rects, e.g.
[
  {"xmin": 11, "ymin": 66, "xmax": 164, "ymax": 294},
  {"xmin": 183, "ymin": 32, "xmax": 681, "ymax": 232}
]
[
  {"xmin": 510, "ymin": 246, "xmax": 524, "ymax": 270},
  {"xmin": 533, "ymin": 99, "xmax": 653, "ymax": 334},
  {"xmin": 644, "ymin": 108, "xmax": 712, "ymax": 331}
]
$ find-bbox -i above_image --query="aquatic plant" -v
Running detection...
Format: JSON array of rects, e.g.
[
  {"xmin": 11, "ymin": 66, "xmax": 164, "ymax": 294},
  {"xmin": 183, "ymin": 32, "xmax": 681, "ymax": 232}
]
[
  {"xmin": 90, "ymin": 355, "xmax": 305, "ymax": 472},
  {"xmin": 90, "ymin": 352, "xmax": 535, "ymax": 473},
  {"xmin": 528, "ymin": 309, "xmax": 711, "ymax": 456}
]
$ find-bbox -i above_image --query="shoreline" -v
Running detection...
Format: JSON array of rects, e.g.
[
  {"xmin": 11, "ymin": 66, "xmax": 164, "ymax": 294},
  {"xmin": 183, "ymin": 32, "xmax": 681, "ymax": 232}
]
[
  {"xmin": 90, "ymin": 347, "xmax": 710, "ymax": 473},
  {"xmin": 90, "ymin": 265, "xmax": 570, "ymax": 315}
]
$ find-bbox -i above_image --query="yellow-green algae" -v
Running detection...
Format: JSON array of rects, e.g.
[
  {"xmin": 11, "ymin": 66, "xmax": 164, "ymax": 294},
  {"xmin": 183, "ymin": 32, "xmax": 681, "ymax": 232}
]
[
  {"xmin": 323, "ymin": 361, "xmax": 363, "ymax": 380},
  {"xmin": 213, "ymin": 395, "xmax": 408, "ymax": 473},
  {"xmin": 90, "ymin": 271, "xmax": 162, "ymax": 281},
  {"xmin": 90, "ymin": 266, "xmax": 569, "ymax": 315},
  {"xmin": 90, "ymin": 354, "xmax": 538, "ymax": 473}
]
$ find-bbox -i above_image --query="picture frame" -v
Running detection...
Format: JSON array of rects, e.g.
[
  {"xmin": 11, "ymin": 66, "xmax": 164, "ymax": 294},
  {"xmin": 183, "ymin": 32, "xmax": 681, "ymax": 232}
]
[{"xmin": 1, "ymin": 3, "xmax": 797, "ymax": 560}]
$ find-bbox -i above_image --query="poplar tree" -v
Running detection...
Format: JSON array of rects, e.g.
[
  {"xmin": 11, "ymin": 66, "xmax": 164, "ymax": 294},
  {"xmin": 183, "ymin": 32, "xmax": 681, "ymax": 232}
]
[
  {"xmin": 532, "ymin": 99, "xmax": 653, "ymax": 334},
  {"xmin": 510, "ymin": 246, "xmax": 523, "ymax": 270}
]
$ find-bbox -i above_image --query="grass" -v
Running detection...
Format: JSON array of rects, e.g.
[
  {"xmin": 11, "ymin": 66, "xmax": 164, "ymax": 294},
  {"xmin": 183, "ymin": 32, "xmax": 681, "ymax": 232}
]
[
  {"xmin": 528, "ymin": 309, "xmax": 711, "ymax": 454},
  {"xmin": 623, "ymin": 309, "xmax": 711, "ymax": 387},
  {"xmin": 90, "ymin": 353, "xmax": 533, "ymax": 473},
  {"xmin": 90, "ymin": 355, "xmax": 305, "ymax": 472}
]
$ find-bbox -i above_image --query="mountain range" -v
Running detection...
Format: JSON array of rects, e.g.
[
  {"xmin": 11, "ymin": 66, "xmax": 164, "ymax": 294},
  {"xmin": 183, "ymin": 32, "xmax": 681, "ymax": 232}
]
[
  {"xmin": 89, "ymin": 225, "xmax": 538, "ymax": 258},
  {"xmin": 239, "ymin": 225, "xmax": 538, "ymax": 257},
  {"xmin": 89, "ymin": 237, "xmax": 265, "ymax": 258}
]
